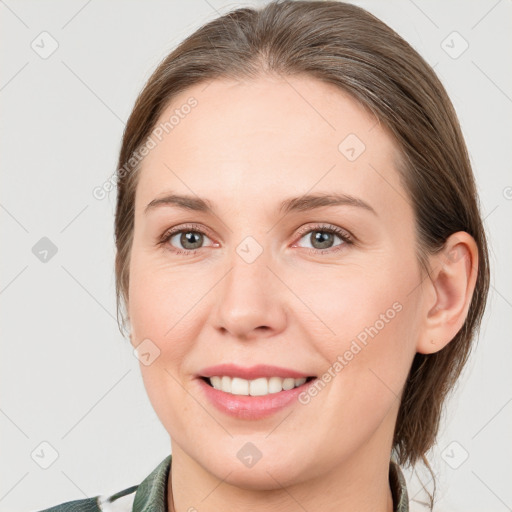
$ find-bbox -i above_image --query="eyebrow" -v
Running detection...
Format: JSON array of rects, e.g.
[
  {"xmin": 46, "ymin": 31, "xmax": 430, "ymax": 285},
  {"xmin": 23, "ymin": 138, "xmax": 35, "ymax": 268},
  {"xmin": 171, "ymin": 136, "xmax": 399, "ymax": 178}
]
[{"xmin": 144, "ymin": 192, "xmax": 377, "ymax": 216}]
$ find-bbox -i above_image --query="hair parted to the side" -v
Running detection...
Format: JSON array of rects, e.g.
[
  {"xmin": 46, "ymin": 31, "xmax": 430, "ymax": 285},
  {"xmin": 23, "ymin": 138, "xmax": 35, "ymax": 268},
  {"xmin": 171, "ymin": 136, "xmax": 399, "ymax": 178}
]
[{"xmin": 113, "ymin": 1, "xmax": 490, "ymax": 507}]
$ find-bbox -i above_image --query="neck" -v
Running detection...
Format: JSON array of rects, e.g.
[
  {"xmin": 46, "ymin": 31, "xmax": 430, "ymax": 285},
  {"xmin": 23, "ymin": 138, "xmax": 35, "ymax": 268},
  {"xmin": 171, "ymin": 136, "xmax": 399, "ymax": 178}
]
[
  {"xmin": 167, "ymin": 405, "xmax": 398, "ymax": 512},
  {"xmin": 167, "ymin": 439, "xmax": 396, "ymax": 512}
]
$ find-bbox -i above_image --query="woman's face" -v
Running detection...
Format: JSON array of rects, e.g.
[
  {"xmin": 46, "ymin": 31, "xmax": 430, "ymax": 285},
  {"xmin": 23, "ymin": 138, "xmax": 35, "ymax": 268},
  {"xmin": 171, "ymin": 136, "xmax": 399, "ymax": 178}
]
[{"xmin": 128, "ymin": 75, "xmax": 424, "ymax": 487}]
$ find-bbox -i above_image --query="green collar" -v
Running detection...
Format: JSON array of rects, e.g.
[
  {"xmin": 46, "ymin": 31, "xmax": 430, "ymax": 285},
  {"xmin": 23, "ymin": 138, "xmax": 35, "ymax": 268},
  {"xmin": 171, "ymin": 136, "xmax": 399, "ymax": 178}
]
[
  {"xmin": 390, "ymin": 460, "xmax": 410, "ymax": 511},
  {"xmin": 129, "ymin": 454, "xmax": 409, "ymax": 512},
  {"xmin": 131, "ymin": 454, "xmax": 172, "ymax": 512}
]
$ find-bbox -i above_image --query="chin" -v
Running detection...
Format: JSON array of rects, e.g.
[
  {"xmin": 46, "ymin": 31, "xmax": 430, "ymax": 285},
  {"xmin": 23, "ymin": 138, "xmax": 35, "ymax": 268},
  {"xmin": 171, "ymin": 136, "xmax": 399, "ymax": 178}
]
[{"xmin": 198, "ymin": 448, "xmax": 313, "ymax": 491}]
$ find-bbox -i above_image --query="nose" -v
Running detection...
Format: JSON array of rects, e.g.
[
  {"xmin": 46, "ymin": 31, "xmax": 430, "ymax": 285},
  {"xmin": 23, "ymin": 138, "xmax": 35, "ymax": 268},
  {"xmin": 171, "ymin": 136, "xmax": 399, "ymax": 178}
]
[{"xmin": 213, "ymin": 244, "xmax": 288, "ymax": 341}]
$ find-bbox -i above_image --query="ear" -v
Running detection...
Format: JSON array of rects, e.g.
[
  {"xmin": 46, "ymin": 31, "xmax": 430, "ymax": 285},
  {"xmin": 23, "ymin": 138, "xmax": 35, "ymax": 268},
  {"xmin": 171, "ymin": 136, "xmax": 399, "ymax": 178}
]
[{"xmin": 416, "ymin": 231, "xmax": 479, "ymax": 354}]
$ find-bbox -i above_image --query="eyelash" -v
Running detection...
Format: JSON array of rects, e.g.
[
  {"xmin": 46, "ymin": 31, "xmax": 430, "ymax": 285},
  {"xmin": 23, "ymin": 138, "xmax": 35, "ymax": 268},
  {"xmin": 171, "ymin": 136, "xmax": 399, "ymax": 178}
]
[{"xmin": 157, "ymin": 222, "xmax": 354, "ymax": 256}]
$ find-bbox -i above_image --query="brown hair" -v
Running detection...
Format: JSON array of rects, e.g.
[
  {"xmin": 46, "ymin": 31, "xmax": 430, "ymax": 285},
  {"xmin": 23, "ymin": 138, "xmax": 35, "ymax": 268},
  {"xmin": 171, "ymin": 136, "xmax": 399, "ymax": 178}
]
[{"xmin": 114, "ymin": 0, "xmax": 490, "ymax": 506}]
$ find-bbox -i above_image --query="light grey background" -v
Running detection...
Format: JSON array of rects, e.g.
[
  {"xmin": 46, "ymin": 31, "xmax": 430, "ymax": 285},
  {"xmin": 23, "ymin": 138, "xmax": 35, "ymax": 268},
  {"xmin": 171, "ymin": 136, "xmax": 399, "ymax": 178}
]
[{"xmin": 1, "ymin": 1, "xmax": 511, "ymax": 511}]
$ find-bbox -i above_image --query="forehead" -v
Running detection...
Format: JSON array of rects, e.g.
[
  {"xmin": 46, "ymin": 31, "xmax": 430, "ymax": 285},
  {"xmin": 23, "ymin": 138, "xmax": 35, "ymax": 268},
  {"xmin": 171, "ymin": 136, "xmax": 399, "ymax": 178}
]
[{"xmin": 134, "ymin": 75, "xmax": 408, "ymax": 221}]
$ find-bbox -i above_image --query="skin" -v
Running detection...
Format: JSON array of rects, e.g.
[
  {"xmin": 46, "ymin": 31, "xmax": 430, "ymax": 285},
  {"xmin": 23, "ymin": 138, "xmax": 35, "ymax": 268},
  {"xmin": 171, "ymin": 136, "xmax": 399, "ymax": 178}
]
[{"xmin": 127, "ymin": 75, "xmax": 478, "ymax": 512}]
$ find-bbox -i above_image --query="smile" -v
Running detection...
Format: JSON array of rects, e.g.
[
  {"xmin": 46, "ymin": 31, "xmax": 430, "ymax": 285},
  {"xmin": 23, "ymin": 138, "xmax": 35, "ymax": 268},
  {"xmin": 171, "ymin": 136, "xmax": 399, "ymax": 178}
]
[{"xmin": 202, "ymin": 375, "xmax": 315, "ymax": 396}]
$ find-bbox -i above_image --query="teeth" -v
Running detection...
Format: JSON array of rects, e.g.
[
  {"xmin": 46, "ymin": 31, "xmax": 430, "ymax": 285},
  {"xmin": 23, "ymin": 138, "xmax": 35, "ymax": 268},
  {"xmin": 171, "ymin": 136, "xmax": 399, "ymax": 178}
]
[{"xmin": 207, "ymin": 376, "xmax": 309, "ymax": 395}]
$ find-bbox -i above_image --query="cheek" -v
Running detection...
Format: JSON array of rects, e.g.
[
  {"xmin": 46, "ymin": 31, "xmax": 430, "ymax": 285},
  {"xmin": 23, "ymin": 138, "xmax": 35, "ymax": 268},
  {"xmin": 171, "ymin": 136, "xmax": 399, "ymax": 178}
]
[
  {"xmin": 127, "ymin": 252, "xmax": 208, "ymax": 439},
  {"xmin": 288, "ymin": 255, "xmax": 416, "ymax": 348},
  {"xmin": 291, "ymin": 254, "xmax": 420, "ymax": 407},
  {"xmin": 127, "ymin": 250, "xmax": 206, "ymax": 414},
  {"xmin": 128, "ymin": 246, "xmax": 203, "ymax": 343}
]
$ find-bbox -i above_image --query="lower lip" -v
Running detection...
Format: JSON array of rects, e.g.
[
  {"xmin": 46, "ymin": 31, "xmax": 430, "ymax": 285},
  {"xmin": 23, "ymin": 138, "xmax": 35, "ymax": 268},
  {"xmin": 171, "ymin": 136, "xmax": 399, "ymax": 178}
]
[{"xmin": 196, "ymin": 377, "xmax": 317, "ymax": 420}]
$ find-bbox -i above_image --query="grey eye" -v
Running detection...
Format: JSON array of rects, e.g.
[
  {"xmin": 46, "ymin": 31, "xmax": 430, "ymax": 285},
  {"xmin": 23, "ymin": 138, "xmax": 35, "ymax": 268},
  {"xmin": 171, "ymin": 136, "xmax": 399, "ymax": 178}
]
[
  {"xmin": 297, "ymin": 230, "xmax": 344, "ymax": 250},
  {"xmin": 170, "ymin": 231, "xmax": 211, "ymax": 250}
]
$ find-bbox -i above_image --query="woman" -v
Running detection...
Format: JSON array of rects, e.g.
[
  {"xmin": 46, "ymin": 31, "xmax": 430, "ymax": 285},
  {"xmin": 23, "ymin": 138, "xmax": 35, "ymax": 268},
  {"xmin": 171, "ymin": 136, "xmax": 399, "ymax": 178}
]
[{"xmin": 37, "ymin": 1, "xmax": 489, "ymax": 511}]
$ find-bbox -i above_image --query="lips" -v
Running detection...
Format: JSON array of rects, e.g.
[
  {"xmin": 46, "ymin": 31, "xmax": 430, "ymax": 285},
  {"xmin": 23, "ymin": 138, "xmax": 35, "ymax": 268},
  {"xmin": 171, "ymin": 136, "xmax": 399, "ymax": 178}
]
[
  {"xmin": 195, "ymin": 363, "xmax": 318, "ymax": 419},
  {"xmin": 198, "ymin": 363, "xmax": 314, "ymax": 380},
  {"xmin": 196, "ymin": 374, "xmax": 318, "ymax": 420}
]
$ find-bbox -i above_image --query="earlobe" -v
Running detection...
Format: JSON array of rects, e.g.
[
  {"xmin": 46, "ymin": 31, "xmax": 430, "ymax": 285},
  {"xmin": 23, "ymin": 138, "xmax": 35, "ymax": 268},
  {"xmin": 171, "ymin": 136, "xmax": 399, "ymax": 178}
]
[{"xmin": 417, "ymin": 231, "xmax": 479, "ymax": 354}]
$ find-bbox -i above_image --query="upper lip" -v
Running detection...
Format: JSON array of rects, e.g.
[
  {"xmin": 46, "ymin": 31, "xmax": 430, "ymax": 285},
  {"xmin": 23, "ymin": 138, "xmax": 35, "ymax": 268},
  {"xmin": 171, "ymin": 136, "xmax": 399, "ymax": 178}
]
[{"xmin": 198, "ymin": 364, "xmax": 314, "ymax": 380}]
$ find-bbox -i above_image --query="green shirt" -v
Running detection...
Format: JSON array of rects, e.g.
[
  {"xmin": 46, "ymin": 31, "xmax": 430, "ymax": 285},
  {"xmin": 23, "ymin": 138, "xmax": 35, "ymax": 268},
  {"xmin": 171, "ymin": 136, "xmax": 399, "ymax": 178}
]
[{"xmin": 36, "ymin": 454, "xmax": 409, "ymax": 511}]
